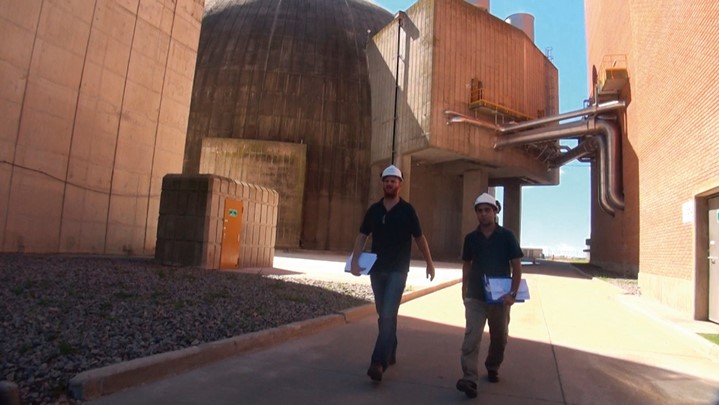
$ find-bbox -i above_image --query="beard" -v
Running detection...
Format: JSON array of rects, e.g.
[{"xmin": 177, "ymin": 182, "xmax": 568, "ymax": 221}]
[{"xmin": 383, "ymin": 187, "xmax": 398, "ymax": 198}]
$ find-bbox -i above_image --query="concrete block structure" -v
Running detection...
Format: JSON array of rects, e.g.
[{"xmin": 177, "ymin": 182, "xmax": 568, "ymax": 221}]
[
  {"xmin": 155, "ymin": 174, "xmax": 277, "ymax": 269},
  {"xmin": 585, "ymin": 0, "xmax": 719, "ymax": 320},
  {"xmin": 183, "ymin": 0, "xmax": 394, "ymax": 253},
  {"xmin": 369, "ymin": 0, "xmax": 558, "ymax": 257},
  {"xmin": 0, "ymin": 0, "xmax": 205, "ymax": 255},
  {"xmin": 199, "ymin": 139, "xmax": 306, "ymax": 250}
]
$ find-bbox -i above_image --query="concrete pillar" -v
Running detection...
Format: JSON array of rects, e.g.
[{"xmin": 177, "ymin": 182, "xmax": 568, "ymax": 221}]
[
  {"xmin": 502, "ymin": 180, "xmax": 522, "ymax": 242},
  {"xmin": 462, "ymin": 170, "xmax": 489, "ymax": 238}
]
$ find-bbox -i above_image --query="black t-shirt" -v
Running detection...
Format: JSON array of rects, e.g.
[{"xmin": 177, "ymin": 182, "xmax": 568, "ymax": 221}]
[
  {"xmin": 461, "ymin": 225, "xmax": 523, "ymax": 300},
  {"xmin": 359, "ymin": 198, "xmax": 422, "ymax": 273}
]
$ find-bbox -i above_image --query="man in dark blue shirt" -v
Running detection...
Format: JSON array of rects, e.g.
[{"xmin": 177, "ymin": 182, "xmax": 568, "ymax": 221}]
[
  {"xmin": 456, "ymin": 193, "xmax": 523, "ymax": 398},
  {"xmin": 350, "ymin": 164, "xmax": 435, "ymax": 383}
]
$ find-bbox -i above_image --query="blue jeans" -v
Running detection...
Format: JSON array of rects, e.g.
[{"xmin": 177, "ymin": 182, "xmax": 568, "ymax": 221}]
[{"xmin": 369, "ymin": 271, "xmax": 408, "ymax": 368}]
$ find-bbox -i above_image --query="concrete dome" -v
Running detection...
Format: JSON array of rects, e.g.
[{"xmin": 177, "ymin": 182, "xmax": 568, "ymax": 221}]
[{"xmin": 184, "ymin": 0, "xmax": 393, "ymax": 250}]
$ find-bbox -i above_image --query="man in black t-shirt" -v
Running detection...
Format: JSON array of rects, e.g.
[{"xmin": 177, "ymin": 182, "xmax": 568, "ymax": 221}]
[
  {"xmin": 350, "ymin": 164, "xmax": 435, "ymax": 383},
  {"xmin": 456, "ymin": 193, "xmax": 523, "ymax": 398}
]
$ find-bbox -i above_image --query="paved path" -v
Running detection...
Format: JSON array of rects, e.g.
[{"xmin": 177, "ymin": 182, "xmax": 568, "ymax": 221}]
[{"xmin": 86, "ymin": 256, "xmax": 719, "ymax": 404}]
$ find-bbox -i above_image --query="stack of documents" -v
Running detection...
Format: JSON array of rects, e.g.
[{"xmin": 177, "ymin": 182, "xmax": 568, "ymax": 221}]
[
  {"xmin": 344, "ymin": 252, "xmax": 377, "ymax": 275},
  {"xmin": 484, "ymin": 277, "xmax": 530, "ymax": 303}
]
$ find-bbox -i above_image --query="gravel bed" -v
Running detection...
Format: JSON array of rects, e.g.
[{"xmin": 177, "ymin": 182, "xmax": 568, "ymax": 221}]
[{"xmin": 0, "ymin": 254, "xmax": 374, "ymax": 405}]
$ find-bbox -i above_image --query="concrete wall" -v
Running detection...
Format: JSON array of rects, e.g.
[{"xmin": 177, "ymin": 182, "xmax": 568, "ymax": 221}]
[
  {"xmin": 368, "ymin": 0, "xmax": 559, "ymax": 185},
  {"xmin": 155, "ymin": 174, "xmax": 277, "ymax": 269},
  {"xmin": 184, "ymin": 0, "xmax": 393, "ymax": 253},
  {"xmin": 0, "ymin": 0, "xmax": 204, "ymax": 255},
  {"xmin": 584, "ymin": 0, "xmax": 639, "ymax": 276},
  {"xmin": 585, "ymin": 0, "xmax": 719, "ymax": 317},
  {"xmin": 199, "ymin": 138, "xmax": 305, "ymax": 249}
]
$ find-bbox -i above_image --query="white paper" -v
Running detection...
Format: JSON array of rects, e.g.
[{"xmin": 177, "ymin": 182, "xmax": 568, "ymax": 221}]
[
  {"xmin": 344, "ymin": 252, "xmax": 377, "ymax": 275},
  {"xmin": 486, "ymin": 278, "xmax": 530, "ymax": 301}
]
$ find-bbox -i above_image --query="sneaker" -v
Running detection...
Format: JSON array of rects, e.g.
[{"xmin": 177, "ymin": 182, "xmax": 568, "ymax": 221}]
[
  {"xmin": 367, "ymin": 363, "xmax": 383, "ymax": 382},
  {"xmin": 487, "ymin": 370, "xmax": 500, "ymax": 383},
  {"xmin": 456, "ymin": 379, "xmax": 478, "ymax": 398}
]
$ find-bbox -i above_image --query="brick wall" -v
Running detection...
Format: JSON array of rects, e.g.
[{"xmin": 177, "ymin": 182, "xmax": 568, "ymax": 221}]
[{"xmin": 586, "ymin": 0, "xmax": 719, "ymax": 314}]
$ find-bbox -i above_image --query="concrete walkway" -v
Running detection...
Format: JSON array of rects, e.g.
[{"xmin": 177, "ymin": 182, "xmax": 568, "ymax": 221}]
[{"xmin": 85, "ymin": 254, "xmax": 719, "ymax": 405}]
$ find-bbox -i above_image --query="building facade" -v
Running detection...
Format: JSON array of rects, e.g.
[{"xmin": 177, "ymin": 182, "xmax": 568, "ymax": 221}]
[
  {"xmin": 0, "ymin": 0, "xmax": 204, "ymax": 255},
  {"xmin": 585, "ymin": 0, "xmax": 719, "ymax": 320}
]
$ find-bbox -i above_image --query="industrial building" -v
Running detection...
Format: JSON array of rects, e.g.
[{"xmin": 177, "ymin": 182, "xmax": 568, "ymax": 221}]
[{"xmin": 0, "ymin": 0, "xmax": 717, "ymax": 321}]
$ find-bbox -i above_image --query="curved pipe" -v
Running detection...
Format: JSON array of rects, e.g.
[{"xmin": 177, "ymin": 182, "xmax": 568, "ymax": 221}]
[
  {"xmin": 444, "ymin": 110, "xmax": 499, "ymax": 131},
  {"xmin": 499, "ymin": 100, "xmax": 626, "ymax": 133},
  {"xmin": 444, "ymin": 104, "xmax": 626, "ymax": 212},
  {"xmin": 444, "ymin": 100, "xmax": 626, "ymax": 134},
  {"xmin": 491, "ymin": 118, "xmax": 625, "ymax": 212},
  {"xmin": 494, "ymin": 119, "xmax": 591, "ymax": 149},
  {"xmin": 593, "ymin": 136, "xmax": 615, "ymax": 216},
  {"xmin": 593, "ymin": 120, "xmax": 624, "ymax": 210},
  {"xmin": 549, "ymin": 137, "xmax": 597, "ymax": 168}
]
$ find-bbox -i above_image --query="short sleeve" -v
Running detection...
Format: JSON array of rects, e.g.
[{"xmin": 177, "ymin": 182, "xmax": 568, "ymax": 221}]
[{"xmin": 461, "ymin": 233, "xmax": 473, "ymax": 261}]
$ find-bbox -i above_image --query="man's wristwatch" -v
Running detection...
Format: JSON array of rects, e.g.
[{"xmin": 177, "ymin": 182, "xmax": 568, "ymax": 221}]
[{"xmin": 509, "ymin": 290, "xmax": 517, "ymax": 298}]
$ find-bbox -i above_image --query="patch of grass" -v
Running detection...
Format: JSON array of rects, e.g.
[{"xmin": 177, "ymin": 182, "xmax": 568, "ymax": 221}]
[
  {"xmin": 283, "ymin": 294, "xmax": 310, "ymax": 304},
  {"xmin": 10, "ymin": 280, "xmax": 34, "ymax": 296},
  {"xmin": 57, "ymin": 340, "xmax": 78, "ymax": 355},
  {"xmin": 113, "ymin": 291, "xmax": 136, "ymax": 299},
  {"xmin": 699, "ymin": 333, "xmax": 719, "ymax": 346}
]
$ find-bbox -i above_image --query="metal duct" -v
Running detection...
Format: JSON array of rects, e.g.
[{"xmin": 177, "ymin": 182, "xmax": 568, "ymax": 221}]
[
  {"xmin": 444, "ymin": 102, "xmax": 627, "ymax": 214},
  {"xmin": 498, "ymin": 100, "xmax": 626, "ymax": 133},
  {"xmin": 445, "ymin": 110, "xmax": 499, "ymax": 130},
  {"xmin": 494, "ymin": 119, "xmax": 591, "ymax": 149},
  {"xmin": 549, "ymin": 137, "xmax": 597, "ymax": 168},
  {"xmin": 492, "ymin": 118, "xmax": 624, "ymax": 213},
  {"xmin": 593, "ymin": 119, "xmax": 624, "ymax": 211},
  {"xmin": 444, "ymin": 100, "xmax": 626, "ymax": 133},
  {"xmin": 593, "ymin": 135, "xmax": 615, "ymax": 216}
]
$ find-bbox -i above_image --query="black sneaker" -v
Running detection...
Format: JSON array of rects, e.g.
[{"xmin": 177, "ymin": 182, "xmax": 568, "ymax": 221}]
[
  {"xmin": 367, "ymin": 363, "xmax": 383, "ymax": 382},
  {"xmin": 456, "ymin": 379, "xmax": 478, "ymax": 398},
  {"xmin": 487, "ymin": 370, "xmax": 500, "ymax": 383}
]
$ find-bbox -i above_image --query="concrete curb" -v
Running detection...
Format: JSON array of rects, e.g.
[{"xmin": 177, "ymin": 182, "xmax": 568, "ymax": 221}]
[{"xmin": 69, "ymin": 277, "xmax": 462, "ymax": 401}]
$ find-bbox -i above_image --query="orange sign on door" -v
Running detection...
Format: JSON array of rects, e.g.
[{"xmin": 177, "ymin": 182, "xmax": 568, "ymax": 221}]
[{"xmin": 220, "ymin": 198, "xmax": 243, "ymax": 269}]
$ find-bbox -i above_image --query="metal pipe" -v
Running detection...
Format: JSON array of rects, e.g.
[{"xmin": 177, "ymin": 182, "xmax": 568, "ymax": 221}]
[
  {"xmin": 549, "ymin": 137, "xmax": 597, "ymax": 168},
  {"xmin": 594, "ymin": 119, "xmax": 624, "ymax": 210},
  {"xmin": 498, "ymin": 100, "xmax": 626, "ymax": 133},
  {"xmin": 494, "ymin": 119, "xmax": 591, "ymax": 149},
  {"xmin": 492, "ymin": 118, "xmax": 624, "ymax": 211},
  {"xmin": 444, "ymin": 100, "xmax": 626, "ymax": 134},
  {"xmin": 593, "ymin": 135, "xmax": 615, "ymax": 216},
  {"xmin": 390, "ymin": 13, "xmax": 406, "ymax": 164},
  {"xmin": 444, "ymin": 102, "xmax": 626, "ymax": 212},
  {"xmin": 444, "ymin": 110, "xmax": 499, "ymax": 131}
]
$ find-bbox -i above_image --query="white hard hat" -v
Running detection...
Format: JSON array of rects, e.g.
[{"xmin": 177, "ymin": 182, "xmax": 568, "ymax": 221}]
[
  {"xmin": 474, "ymin": 193, "xmax": 498, "ymax": 210},
  {"xmin": 381, "ymin": 165, "xmax": 403, "ymax": 181}
]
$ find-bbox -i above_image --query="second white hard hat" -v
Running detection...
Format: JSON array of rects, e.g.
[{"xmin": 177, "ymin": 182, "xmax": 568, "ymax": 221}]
[{"xmin": 381, "ymin": 165, "xmax": 403, "ymax": 181}]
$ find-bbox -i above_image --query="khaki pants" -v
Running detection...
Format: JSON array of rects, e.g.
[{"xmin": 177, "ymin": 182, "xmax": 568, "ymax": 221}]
[{"xmin": 460, "ymin": 298, "xmax": 511, "ymax": 383}]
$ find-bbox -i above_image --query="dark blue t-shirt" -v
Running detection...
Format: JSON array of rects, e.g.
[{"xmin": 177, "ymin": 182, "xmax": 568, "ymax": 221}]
[
  {"xmin": 359, "ymin": 198, "xmax": 422, "ymax": 273},
  {"xmin": 462, "ymin": 225, "xmax": 523, "ymax": 300}
]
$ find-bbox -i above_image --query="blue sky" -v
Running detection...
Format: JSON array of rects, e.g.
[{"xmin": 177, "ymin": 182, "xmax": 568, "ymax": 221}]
[{"xmin": 373, "ymin": 0, "xmax": 590, "ymax": 257}]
